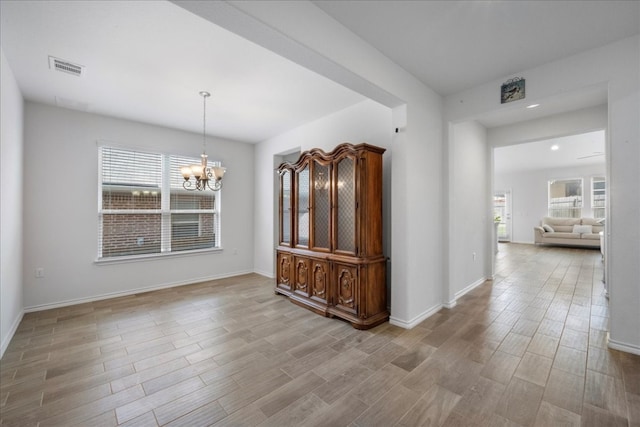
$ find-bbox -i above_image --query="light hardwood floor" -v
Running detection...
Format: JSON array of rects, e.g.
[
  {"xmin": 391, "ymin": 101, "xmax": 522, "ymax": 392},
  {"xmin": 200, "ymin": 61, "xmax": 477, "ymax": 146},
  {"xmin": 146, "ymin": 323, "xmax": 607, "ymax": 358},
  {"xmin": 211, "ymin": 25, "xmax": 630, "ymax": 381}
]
[{"xmin": 1, "ymin": 244, "xmax": 638, "ymax": 426}]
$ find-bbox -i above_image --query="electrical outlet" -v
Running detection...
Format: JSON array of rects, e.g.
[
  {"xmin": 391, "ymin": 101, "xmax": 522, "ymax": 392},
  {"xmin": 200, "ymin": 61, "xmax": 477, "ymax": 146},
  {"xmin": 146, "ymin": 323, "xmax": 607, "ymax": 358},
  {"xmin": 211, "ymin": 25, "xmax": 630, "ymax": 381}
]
[
  {"xmin": 35, "ymin": 268, "xmax": 44, "ymax": 278},
  {"xmin": 472, "ymin": 252, "xmax": 477, "ymax": 261}
]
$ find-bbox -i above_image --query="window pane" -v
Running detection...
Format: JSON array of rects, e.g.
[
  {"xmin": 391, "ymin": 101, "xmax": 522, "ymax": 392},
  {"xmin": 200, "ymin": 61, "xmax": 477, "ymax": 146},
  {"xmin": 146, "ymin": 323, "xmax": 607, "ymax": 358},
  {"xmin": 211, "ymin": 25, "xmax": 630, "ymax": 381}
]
[
  {"xmin": 548, "ymin": 178, "xmax": 582, "ymax": 218},
  {"xmin": 171, "ymin": 213, "xmax": 216, "ymax": 252},
  {"xmin": 170, "ymin": 190, "xmax": 215, "ymax": 210},
  {"xmin": 592, "ymin": 177, "xmax": 605, "ymax": 219},
  {"xmin": 102, "ymin": 147, "xmax": 162, "ymax": 187},
  {"xmin": 169, "ymin": 165, "xmax": 216, "ymax": 252},
  {"xmin": 100, "ymin": 213, "xmax": 161, "ymax": 257},
  {"xmin": 101, "ymin": 147, "xmax": 162, "ymax": 210},
  {"xmin": 169, "ymin": 170, "xmax": 217, "ymax": 252},
  {"xmin": 102, "ymin": 187, "xmax": 161, "ymax": 210},
  {"xmin": 493, "ymin": 192, "xmax": 509, "ymax": 241}
]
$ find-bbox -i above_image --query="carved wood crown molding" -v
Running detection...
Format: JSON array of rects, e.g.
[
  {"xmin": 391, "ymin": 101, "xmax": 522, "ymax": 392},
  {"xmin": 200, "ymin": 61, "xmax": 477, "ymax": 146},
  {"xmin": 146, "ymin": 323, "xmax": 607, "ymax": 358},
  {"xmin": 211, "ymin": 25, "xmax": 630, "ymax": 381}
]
[{"xmin": 277, "ymin": 143, "xmax": 386, "ymax": 173}]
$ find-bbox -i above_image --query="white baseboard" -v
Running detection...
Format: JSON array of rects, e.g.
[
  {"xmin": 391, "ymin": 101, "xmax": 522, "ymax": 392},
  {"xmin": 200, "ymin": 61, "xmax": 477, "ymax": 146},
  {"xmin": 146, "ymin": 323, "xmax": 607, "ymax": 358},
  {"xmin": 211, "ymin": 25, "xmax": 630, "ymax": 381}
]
[
  {"xmin": 443, "ymin": 300, "xmax": 457, "ymax": 309},
  {"xmin": 456, "ymin": 277, "xmax": 489, "ymax": 299},
  {"xmin": 390, "ymin": 277, "xmax": 491, "ymax": 329},
  {"xmin": 24, "ymin": 270, "xmax": 254, "ymax": 313},
  {"xmin": 253, "ymin": 269, "xmax": 275, "ymax": 279},
  {"xmin": 1, "ymin": 309, "xmax": 24, "ymax": 359},
  {"xmin": 389, "ymin": 303, "xmax": 443, "ymax": 329},
  {"xmin": 608, "ymin": 333, "xmax": 640, "ymax": 356},
  {"xmin": 444, "ymin": 277, "xmax": 489, "ymax": 309}
]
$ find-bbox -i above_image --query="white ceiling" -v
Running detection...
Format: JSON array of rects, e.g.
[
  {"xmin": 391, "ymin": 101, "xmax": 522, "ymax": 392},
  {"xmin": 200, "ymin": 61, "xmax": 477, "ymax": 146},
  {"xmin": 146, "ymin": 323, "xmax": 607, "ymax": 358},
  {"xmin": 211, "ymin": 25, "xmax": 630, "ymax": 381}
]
[
  {"xmin": 314, "ymin": 0, "xmax": 640, "ymax": 96},
  {"xmin": 0, "ymin": 1, "xmax": 365, "ymax": 143},
  {"xmin": 494, "ymin": 130, "xmax": 605, "ymax": 175},
  {"xmin": 1, "ymin": 1, "xmax": 638, "ymax": 144}
]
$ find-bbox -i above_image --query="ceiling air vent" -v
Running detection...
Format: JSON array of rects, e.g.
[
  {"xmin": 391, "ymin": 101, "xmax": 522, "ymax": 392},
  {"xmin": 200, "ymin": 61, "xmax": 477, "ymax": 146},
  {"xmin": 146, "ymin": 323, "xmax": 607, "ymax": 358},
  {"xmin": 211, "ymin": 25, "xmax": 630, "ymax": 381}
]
[{"xmin": 48, "ymin": 56, "xmax": 84, "ymax": 77}]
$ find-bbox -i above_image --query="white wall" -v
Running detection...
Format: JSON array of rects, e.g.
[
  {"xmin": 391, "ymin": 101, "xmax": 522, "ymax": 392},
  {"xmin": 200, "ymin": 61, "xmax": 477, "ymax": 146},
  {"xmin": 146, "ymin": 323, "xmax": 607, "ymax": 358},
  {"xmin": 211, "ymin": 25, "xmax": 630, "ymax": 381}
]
[
  {"xmin": 254, "ymin": 100, "xmax": 392, "ymax": 277},
  {"xmin": 446, "ymin": 36, "xmax": 640, "ymax": 354},
  {"xmin": 180, "ymin": 1, "xmax": 446, "ymax": 328},
  {"xmin": 495, "ymin": 164, "xmax": 606, "ymax": 244},
  {"xmin": 447, "ymin": 121, "xmax": 491, "ymax": 305},
  {"xmin": 489, "ymin": 104, "xmax": 608, "ymax": 147},
  {"xmin": 22, "ymin": 103, "xmax": 255, "ymax": 310},
  {"xmin": 1, "ymin": 49, "xmax": 24, "ymax": 357}
]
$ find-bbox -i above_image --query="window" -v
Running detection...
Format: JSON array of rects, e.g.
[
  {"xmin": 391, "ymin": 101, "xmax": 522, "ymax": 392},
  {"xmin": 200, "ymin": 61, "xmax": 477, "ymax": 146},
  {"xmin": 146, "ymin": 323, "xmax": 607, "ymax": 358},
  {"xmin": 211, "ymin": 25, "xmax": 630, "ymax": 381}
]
[
  {"xmin": 592, "ymin": 177, "xmax": 605, "ymax": 219},
  {"xmin": 548, "ymin": 178, "xmax": 582, "ymax": 218},
  {"xmin": 98, "ymin": 147, "xmax": 220, "ymax": 260},
  {"xmin": 493, "ymin": 190, "xmax": 511, "ymax": 241}
]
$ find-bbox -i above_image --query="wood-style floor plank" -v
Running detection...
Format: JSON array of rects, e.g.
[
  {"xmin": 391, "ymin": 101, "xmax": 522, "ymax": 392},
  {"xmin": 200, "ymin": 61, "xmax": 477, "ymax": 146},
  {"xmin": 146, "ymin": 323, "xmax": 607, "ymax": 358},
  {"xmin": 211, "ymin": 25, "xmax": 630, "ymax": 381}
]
[{"xmin": 1, "ymin": 245, "xmax": 638, "ymax": 426}]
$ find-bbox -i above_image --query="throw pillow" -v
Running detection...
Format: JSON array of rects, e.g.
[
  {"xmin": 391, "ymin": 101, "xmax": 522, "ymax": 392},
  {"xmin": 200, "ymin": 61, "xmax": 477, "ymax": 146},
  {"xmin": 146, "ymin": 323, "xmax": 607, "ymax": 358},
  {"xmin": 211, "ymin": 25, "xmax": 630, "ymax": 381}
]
[
  {"xmin": 573, "ymin": 224, "xmax": 593, "ymax": 234},
  {"xmin": 542, "ymin": 224, "xmax": 554, "ymax": 232}
]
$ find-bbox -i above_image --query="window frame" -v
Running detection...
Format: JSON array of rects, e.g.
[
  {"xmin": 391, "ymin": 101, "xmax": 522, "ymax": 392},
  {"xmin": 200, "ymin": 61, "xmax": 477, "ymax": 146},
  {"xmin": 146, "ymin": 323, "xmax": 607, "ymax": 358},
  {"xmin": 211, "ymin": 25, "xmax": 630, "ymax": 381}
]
[
  {"xmin": 97, "ymin": 145, "xmax": 222, "ymax": 263},
  {"xmin": 591, "ymin": 176, "xmax": 606, "ymax": 219},
  {"xmin": 547, "ymin": 177, "xmax": 583, "ymax": 218}
]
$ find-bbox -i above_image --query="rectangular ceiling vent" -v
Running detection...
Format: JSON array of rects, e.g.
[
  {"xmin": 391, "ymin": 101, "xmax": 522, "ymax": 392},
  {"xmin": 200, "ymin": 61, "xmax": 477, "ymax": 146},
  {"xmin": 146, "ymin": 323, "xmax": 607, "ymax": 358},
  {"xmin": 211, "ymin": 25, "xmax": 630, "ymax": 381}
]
[{"xmin": 48, "ymin": 56, "xmax": 85, "ymax": 77}]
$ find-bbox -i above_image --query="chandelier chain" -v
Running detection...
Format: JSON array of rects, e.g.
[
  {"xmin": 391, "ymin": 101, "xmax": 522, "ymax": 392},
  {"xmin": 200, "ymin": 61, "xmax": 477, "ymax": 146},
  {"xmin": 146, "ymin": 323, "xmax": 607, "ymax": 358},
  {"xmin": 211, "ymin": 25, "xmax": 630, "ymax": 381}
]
[
  {"xmin": 201, "ymin": 91, "xmax": 210, "ymax": 155},
  {"xmin": 180, "ymin": 90, "xmax": 224, "ymax": 192}
]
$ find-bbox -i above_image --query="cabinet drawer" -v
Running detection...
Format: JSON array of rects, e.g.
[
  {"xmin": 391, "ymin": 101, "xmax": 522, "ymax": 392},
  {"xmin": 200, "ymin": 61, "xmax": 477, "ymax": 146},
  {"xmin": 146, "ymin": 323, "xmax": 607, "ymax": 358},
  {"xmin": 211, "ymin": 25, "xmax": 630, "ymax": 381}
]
[
  {"xmin": 309, "ymin": 259, "xmax": 329, "ymax": 304},
  {"xmin": 293, "ymin": 256, "xmax": 311, "ymax": 297},
  {"xmin": 334, "ymin": 263, "xmax": 358, "ymax": 315},
  {"xmin": 276, "ymin": 252, "xmax": 293, "ymax": 292}
]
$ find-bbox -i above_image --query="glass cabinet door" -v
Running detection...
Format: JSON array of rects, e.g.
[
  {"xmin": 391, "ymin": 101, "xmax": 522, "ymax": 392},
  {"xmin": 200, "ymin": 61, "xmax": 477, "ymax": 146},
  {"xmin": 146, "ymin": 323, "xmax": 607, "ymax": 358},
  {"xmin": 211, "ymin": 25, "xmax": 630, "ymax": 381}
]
[
  {"xmin": 312, "ymin": 161, "xmax": 330, "ymax": 250},
  {"xmin": 280, "ymin": 169, "xmax": 291, "ymax": 245},
  {"xmin": 296, "ymin": 165, "xmax": 310, "ymax": 247},
  {"xmin": 335, "ymin": 156, "xmax": 356, "ymax": 253}
]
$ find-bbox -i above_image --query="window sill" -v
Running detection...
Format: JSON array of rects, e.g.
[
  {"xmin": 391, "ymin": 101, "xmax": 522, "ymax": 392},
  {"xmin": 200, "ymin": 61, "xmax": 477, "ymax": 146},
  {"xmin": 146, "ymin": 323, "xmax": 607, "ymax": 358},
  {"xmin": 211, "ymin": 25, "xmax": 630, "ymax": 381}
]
[{"xmin": 95, "ymin": 247, "xmax": 224, "ymax": 265}]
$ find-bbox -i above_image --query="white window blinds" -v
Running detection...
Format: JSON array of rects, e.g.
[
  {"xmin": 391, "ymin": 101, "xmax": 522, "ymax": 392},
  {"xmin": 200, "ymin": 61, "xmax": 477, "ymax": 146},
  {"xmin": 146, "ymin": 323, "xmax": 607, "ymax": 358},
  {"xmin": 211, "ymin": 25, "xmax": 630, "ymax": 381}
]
[
  {"xmin": 169, "ymin": 155, "xmax": 217, "ymax": 252},
  {"xmin": 98, "ymin": 147, "xmax": 220, "ymax": 259}
]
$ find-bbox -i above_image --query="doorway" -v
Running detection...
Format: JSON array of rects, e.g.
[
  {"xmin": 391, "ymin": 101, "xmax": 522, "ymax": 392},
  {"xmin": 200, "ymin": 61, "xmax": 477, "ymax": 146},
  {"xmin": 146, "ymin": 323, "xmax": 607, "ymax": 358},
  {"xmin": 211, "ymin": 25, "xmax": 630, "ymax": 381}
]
[{"xmin": 494, "ymin": 190, "xmax": 511, "ymax": 242}]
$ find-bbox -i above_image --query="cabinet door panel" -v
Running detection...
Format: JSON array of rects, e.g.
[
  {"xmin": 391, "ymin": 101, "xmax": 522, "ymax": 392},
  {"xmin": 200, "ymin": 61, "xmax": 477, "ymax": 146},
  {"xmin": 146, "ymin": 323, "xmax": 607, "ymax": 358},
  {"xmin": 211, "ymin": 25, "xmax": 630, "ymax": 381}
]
[
  {"xmin": 312, "ymin": 161, "xmax": 331, "ymax": 251},
  {"xmin": 334, "ymin": 263, "xmax": 358, "ymax": 315},
  {"xmin": 279, "ymin": 170, "xmax": 292, "ymax": 246},
  {"xmin": 277, "ymin": 252, "xmax": 292, "ymax": 292},
  {"xmin": 296, "ymin": 166, "xmax": 310, "ymax": 248},
  {"xmin": 293, "ymin": 257, "xmax": 310, "ymax": 297},
  {"xmin": 335, "ymin": 156, "xmax": 356, "ymax": 254},
  {"xmin": 310, "ymin": 259, "xmax": 329, "ymax": 303}
]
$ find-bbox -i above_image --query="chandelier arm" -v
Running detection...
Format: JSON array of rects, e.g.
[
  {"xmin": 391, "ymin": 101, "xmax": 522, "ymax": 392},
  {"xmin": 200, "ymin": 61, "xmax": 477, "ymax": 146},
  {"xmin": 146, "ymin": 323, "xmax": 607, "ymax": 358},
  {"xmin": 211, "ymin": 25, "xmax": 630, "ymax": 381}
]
[
  {"xmin": 207, "ymin": 179, "xmax": 222, "ymax": 191},
  {"xmin": 183, "ymin": 180, "xmax": 195, "ymax": 191}
]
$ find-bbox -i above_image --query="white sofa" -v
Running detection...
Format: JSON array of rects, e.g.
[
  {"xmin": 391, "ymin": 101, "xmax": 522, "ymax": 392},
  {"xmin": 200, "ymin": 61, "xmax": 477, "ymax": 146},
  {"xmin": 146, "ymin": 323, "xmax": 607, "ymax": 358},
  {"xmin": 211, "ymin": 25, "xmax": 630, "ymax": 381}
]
[{"xmin": 534, "ymin": 217, "xmax": 603, "ymax": 248}]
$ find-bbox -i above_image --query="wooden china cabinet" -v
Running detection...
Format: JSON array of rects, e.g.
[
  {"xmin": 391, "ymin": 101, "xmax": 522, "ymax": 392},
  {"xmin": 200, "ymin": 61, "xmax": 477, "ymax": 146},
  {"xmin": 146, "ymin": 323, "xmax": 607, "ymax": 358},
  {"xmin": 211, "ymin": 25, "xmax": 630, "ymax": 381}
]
[{"xmin": 276, "ymin": 143, "xmax": 388, "ymax": 329}]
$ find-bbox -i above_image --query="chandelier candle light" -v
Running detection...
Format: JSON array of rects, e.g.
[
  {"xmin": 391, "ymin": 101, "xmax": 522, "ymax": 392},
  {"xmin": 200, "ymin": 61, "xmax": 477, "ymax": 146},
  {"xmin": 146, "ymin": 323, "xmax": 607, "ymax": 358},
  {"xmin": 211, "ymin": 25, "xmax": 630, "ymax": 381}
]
[{"xmin": 180, "ymin": 91, "xmax": 226, "ymax": 191}]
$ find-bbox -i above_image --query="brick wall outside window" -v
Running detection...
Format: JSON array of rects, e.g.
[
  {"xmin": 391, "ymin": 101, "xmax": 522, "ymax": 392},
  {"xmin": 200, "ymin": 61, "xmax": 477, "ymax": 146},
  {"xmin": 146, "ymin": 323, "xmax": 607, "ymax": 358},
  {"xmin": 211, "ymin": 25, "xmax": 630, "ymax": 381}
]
[
  {"xmin": 101, "ymin": 191, "xmax": 161, "ymax": 257},
  {"xmin": 99, "ymin": 146, "xmax": 220, "ymax": 259}
]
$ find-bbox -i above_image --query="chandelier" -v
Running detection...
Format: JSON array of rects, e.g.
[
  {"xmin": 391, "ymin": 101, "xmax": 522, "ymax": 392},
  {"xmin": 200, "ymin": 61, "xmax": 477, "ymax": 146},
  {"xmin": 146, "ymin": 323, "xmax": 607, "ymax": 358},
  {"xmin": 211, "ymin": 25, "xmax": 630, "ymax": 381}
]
[{"xmin": 180, "ymin": 91, "xmax": 226, "ymax": 191}]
